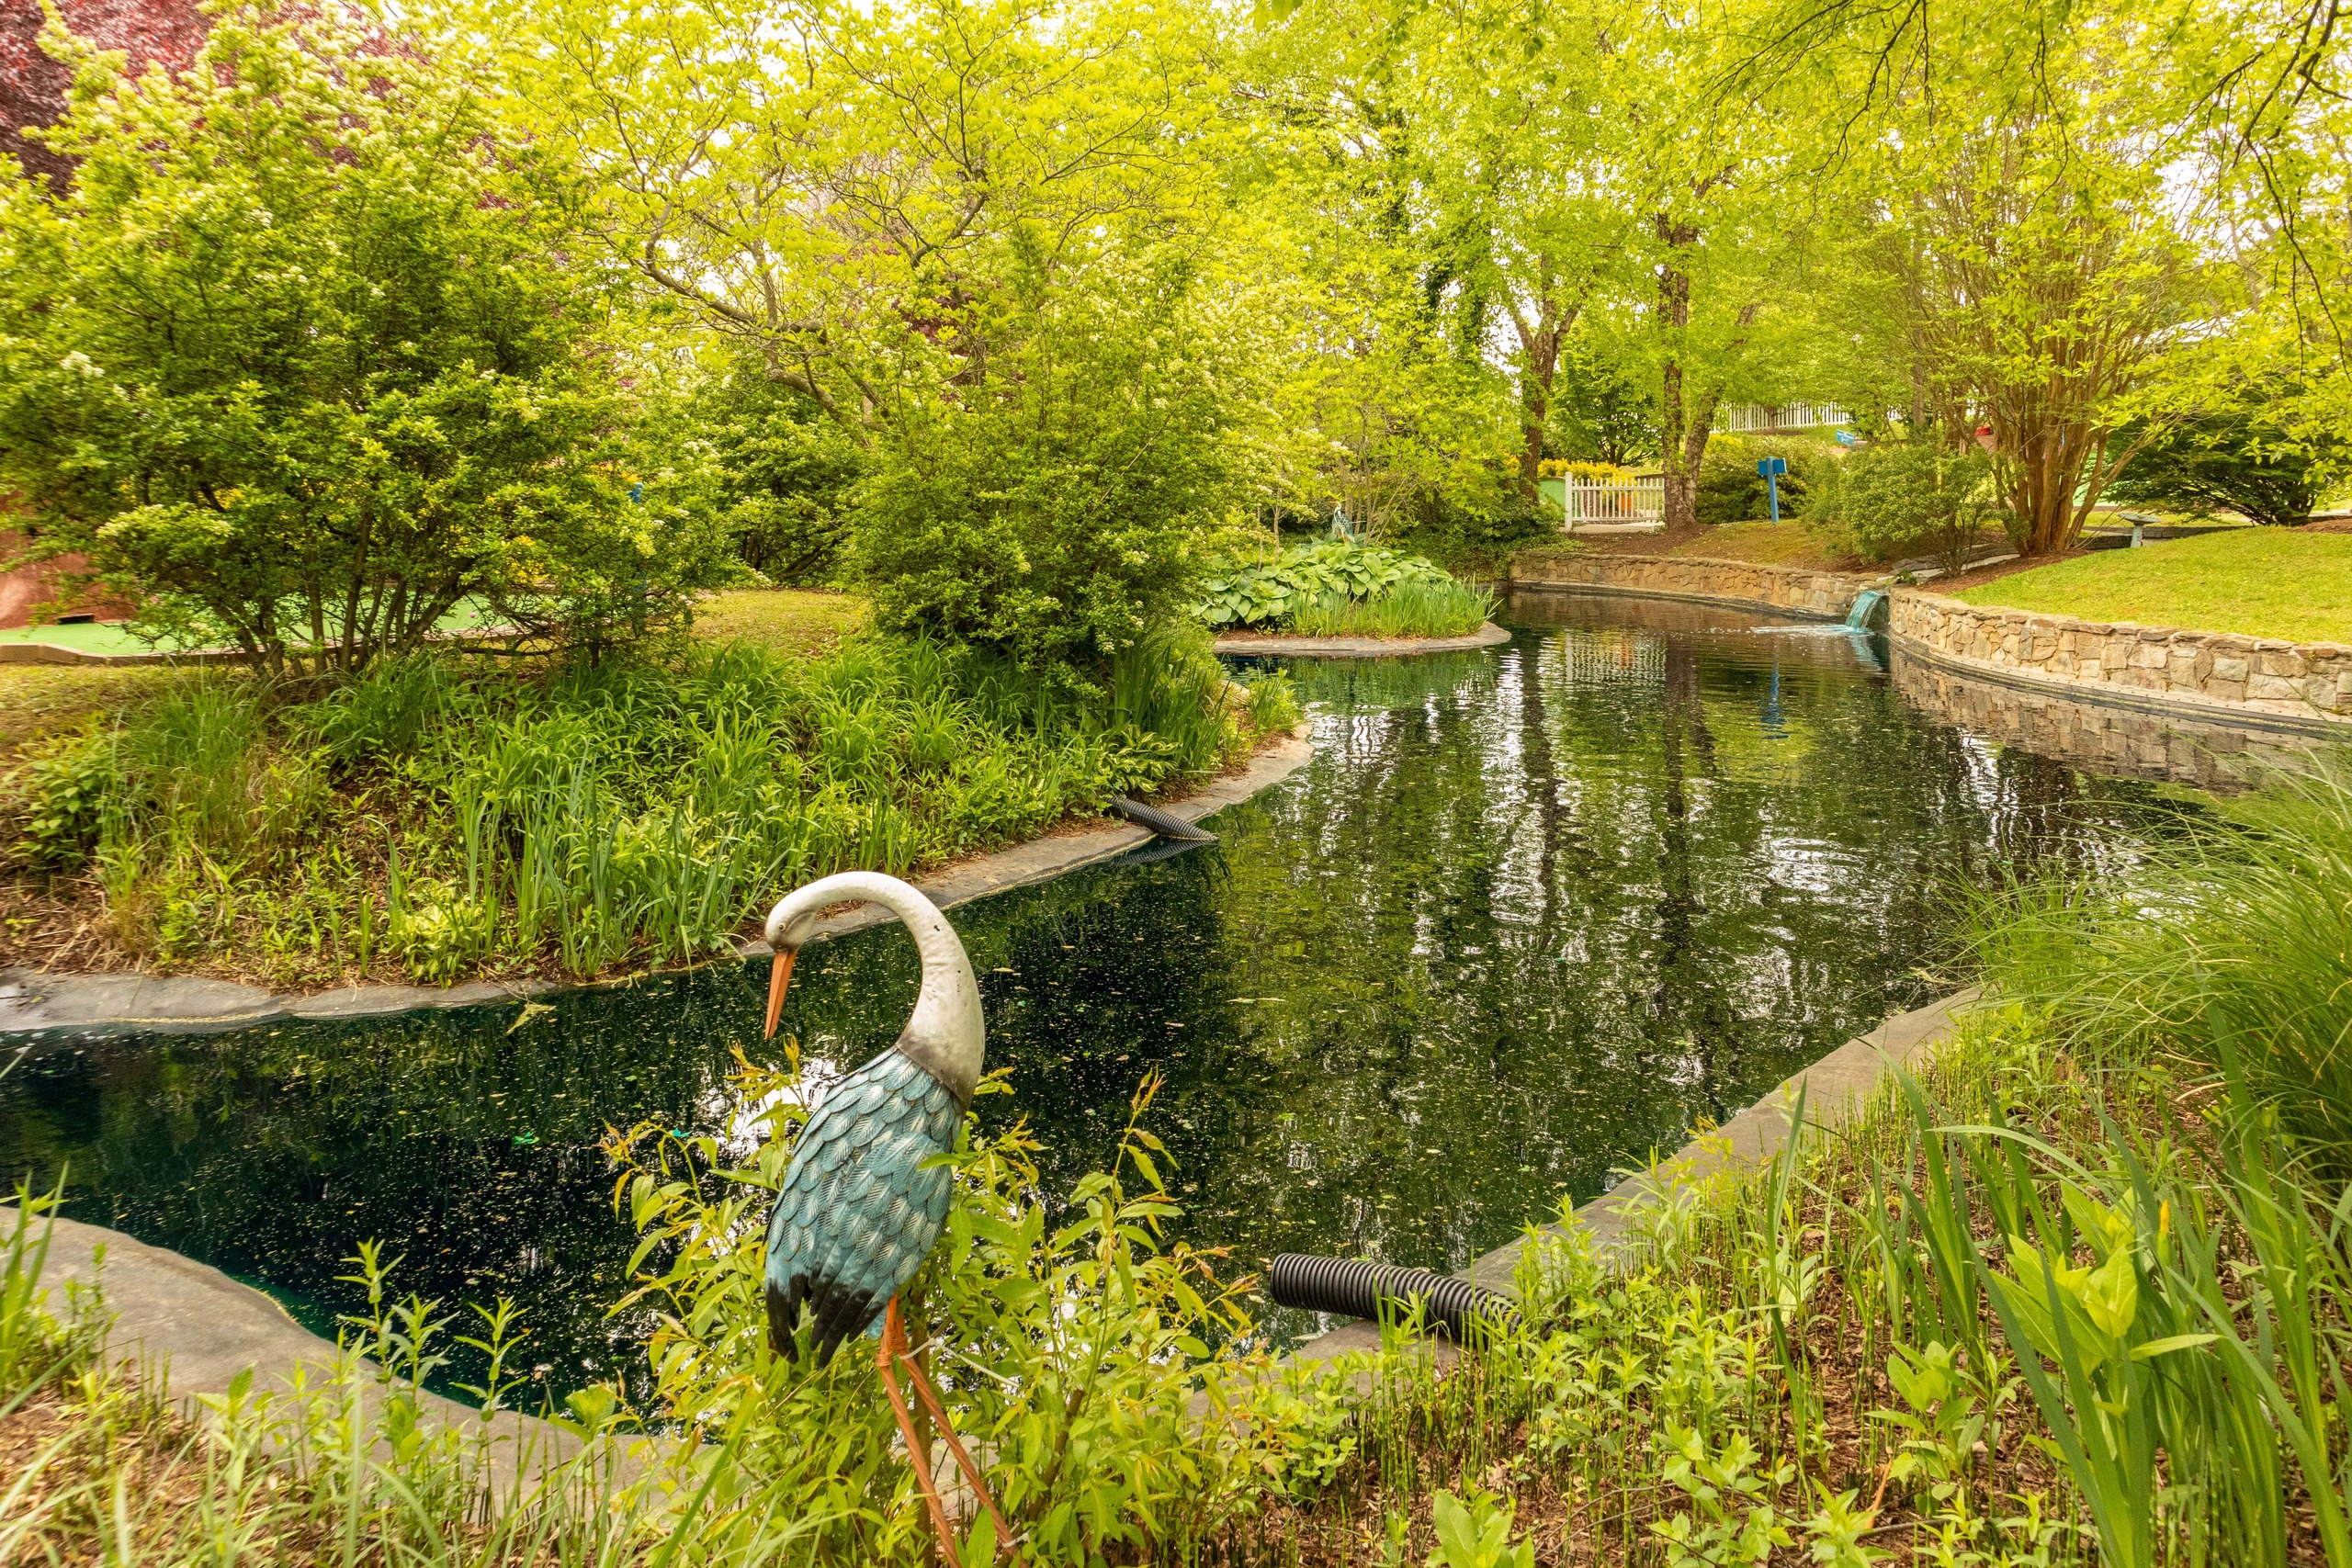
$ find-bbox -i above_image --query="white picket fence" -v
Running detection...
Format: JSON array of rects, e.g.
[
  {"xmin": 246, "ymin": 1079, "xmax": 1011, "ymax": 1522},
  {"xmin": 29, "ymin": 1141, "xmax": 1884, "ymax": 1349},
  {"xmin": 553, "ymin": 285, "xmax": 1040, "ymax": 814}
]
[
  {"xmin": 1563, "ymin": 475, "xmax": 1664, "ymax": 530},
  {"xmin": 1713, "ymin": 401, "xmax": 1851, "ymax": 433}
]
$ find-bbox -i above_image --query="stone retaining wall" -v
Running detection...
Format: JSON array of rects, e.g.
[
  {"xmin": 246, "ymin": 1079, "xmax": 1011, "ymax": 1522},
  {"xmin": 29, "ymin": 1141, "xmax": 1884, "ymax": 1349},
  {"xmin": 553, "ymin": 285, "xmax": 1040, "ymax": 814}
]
[
  {"xmin": 1509, "ymin": 547, "xmax": 1867, "ymax": 621},
  {"xmin": 1891, "ymin": 591, "xmax": 2352, "ymax": 730}
]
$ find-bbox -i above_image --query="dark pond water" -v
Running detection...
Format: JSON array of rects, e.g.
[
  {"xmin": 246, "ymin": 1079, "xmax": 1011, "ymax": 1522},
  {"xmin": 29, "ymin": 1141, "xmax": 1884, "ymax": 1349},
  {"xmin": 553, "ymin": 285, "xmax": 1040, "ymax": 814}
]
[{"xmin": 0, "ymin": 594, "xmax": 2207, "ymax": 1405}]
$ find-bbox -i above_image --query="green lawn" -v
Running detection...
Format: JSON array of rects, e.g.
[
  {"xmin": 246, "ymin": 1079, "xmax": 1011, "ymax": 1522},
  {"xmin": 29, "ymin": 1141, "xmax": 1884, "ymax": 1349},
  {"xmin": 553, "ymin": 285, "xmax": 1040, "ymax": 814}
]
[
  {"xmin": 0, "ymin": 620, "xmax": 156, "ymax": 655},
  {"xmin": 1950, "ymin": 527, "xmax": 2352, "ymax": 644},
  {"xmin": 693, "ymin": 587, "xmax": 869, "ymax": 657}
]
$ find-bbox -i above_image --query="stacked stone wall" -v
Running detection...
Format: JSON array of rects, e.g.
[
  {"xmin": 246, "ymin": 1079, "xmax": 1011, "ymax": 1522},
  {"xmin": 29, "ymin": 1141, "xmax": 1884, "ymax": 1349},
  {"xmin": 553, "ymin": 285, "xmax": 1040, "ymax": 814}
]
[
  {"xmin": 1509, "ymin": 548, "xmax": 1861, "ymax": 620},
  {"xmin": 1890, "ymin": 592, "xmax": 2352, "ymax": 727}
]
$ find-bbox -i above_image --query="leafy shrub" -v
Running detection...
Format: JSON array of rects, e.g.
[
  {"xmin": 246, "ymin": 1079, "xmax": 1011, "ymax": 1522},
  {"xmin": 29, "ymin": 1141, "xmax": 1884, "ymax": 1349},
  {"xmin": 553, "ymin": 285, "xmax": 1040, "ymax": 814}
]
[
  {"xmin": 1390, "ymin": 490, "xmax": 1556, "ymax": 574},
  {"xmin": 1192, "ymin": 541, "xmax": 1456, "ymax": 629},
  {"xmin": 1808, "ymin": 440, "xmax": 1998, "ymax": 570},
  {"xmin": 701, "ymin": 369, "xmax": 868, "ymax": 583},
  {"xmin": 1694, "ymin": 436, "xmax": 1832, "ymax": 525},
  {"xmin": 851, "ymin": 253, "xmax": 1250, "ymax": 691},
  {"xmin": 2104, "ymin": 383, "xmax": 2346, "ymax": 527},
  {"xmin": 0, "ymin": 7, "xmax": 734, "ymax": 672},
  {"xmin": 10, "ymin": 734, "xmax": 112, "ymax": 867}
]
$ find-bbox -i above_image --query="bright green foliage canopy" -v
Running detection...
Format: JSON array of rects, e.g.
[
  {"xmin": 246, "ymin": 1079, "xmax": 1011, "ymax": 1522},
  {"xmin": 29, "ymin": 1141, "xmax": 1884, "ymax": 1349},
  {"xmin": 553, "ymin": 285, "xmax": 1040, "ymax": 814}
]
[{"xmin": 0, "ymin": 6, "xmax": 732, "ymax": 668}]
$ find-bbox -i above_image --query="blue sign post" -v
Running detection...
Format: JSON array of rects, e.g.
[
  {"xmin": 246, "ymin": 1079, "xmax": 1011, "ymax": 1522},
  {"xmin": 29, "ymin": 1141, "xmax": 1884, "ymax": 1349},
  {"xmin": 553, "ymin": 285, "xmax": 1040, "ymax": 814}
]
[{"xmin": 1758, "ymin": 456, "xmax": 1788, "ymax": 524}]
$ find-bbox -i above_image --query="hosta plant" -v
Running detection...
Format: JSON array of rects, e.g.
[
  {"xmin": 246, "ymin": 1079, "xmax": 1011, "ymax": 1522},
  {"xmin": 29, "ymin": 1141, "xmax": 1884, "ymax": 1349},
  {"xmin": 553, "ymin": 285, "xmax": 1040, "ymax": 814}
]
[{"xmin": 1193, "ymin": 541, "xmax": 1457, "ymax": 629}]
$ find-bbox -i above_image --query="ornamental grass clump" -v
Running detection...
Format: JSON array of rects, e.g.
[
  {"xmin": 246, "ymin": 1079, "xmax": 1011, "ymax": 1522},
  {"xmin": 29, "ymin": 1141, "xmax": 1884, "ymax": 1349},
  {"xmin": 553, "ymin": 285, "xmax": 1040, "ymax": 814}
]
[{"xmin": 1964, "ymin": 757, "xmax": 2352, "ymax": 1173}]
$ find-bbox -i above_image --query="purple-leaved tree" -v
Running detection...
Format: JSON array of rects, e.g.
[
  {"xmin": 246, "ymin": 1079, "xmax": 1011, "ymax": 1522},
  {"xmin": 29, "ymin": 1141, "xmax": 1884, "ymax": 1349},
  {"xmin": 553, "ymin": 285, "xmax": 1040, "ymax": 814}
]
[{"xmin": 2, "ymin": 0, "xmax": 206, "ymax": 186}]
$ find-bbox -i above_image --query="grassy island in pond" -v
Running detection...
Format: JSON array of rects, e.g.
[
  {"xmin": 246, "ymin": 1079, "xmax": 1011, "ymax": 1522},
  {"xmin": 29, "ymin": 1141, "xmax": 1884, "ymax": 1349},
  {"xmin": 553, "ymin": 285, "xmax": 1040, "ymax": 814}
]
[
  {"xmin": 1949, "ymin": 529, "xmax": 2352, "ymax": 644},
  {"xmin": 0, "ymin": 605, "xmax": 1298, "ymax": 989}
]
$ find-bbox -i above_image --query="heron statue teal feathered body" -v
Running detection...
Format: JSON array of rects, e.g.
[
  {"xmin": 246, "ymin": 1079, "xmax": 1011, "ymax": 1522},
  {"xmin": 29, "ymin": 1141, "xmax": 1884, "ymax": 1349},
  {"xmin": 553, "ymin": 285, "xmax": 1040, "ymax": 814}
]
[{"xmin": 757, "ymin": 871, "xmax": 1010, "ymax": 1555}]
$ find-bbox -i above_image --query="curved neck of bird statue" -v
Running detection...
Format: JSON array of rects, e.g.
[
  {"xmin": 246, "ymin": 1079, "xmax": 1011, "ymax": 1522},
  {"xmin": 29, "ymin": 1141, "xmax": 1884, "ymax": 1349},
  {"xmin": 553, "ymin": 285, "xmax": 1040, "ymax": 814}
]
[{"xmin": 764, "ymin": 871, "xmax": 984, "ymax": 1106}]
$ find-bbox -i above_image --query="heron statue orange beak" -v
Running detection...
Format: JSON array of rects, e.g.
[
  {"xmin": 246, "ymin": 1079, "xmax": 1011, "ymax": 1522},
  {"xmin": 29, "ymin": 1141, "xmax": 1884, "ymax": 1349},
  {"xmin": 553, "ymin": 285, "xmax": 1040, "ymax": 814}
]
[{"xmin": 763, "ymin": 948, "xmax": 797, "ymax": 1039}]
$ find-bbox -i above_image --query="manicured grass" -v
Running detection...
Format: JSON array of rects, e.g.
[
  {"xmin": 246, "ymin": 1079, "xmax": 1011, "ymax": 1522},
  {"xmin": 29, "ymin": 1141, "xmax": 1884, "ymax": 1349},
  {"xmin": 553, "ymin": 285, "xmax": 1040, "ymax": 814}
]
[
  {"xmin": 692, "ymin": 587, "xmax": 869, "ymax": 657},
  {"xmin": 1951, "ymin": 526, "xmax": 2352, "ymax": 643},
  {"xmin": 0, "ymin": 620, "xmax": 153, "ymax": 655},
  {"xmin": 1668, "ymin": 520, "xmax": 1844, "ymax": 568}
]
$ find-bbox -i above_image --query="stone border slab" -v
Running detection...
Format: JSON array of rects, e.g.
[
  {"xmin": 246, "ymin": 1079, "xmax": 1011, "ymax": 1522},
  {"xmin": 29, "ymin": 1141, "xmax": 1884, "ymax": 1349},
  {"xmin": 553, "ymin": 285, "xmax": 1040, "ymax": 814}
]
[
  {"xmin": 1212, "ymin": 621, "xmax": 1512, "ymax": 658},
  {"xmin": 1285, "ymin": 987, "xmax": 1980, "ymax": 1369},
  {"xmin": 0, "ymin": 729, "xmax": 1316, "ymax": 1038},
  {"xmin": 11, "ymin": 1209, "xmax": 600, "ymax": 1487}
]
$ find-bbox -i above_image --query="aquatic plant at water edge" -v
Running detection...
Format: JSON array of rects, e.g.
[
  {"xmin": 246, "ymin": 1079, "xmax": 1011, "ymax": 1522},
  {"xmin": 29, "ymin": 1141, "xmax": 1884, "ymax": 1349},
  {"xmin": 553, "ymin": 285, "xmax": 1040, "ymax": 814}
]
[
  {"xmin": 1285, "ymin": 578, "xmax": 1496, "ymax": 639},
  {"xmin": 1964, "ymin": 756, "xmax": 2352, "ymax": 1174},
  {"xmin": 1191, "ymin": 541, "xmax": 1463, "ymax": 630},
  {"xmin": 3, "ymin": 626, "xmax": 1282, "ymax": 987}
]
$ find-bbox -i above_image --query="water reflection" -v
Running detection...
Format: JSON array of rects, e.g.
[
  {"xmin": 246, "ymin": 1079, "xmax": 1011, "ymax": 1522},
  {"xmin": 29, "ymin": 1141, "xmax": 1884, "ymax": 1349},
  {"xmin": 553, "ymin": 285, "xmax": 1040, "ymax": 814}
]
[
  {"xmin": 0, "ymin": 595, "xmax": 2205, "ymax": 1397},
  {"xmin": 1888, "ymin": 646, "xmax": 2318, "ymax": 795}
]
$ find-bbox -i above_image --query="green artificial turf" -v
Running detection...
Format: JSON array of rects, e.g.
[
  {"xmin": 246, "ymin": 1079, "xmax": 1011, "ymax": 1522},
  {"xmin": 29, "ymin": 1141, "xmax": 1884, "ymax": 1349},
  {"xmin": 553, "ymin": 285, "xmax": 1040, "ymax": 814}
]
[
  {"xmin": 1950, "ymin": 527, "xmax": 2352, "ymax": 644},
  {"xmin": 0, "ymin": 620, "xmax": 157, "ymax": 655}
]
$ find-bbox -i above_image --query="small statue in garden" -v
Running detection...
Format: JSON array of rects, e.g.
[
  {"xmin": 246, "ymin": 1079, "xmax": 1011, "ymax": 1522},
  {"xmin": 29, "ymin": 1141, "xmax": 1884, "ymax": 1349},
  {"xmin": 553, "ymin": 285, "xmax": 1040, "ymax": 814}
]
[{"xmin": 757, "ymin": 871, "xmax": 1012, "ymax": 1558}]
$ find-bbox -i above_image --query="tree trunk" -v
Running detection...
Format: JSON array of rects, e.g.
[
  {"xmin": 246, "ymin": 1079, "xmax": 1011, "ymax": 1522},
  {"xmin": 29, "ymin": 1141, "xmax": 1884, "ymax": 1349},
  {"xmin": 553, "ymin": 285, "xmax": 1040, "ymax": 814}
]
[
  {"xmin": 1509, "ymin": 288, "xmax": 1571, "ymax": 502},
  {"xmin": 1655, "ymin": 218, "xmax": 1699, "ymax": 529}
]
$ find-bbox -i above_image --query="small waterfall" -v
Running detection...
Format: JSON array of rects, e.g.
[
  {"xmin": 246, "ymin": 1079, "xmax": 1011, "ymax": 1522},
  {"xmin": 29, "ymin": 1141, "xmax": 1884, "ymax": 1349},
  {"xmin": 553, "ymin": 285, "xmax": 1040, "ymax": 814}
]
[{"xmin": 1844, "ymin": 588, "xmax": 1887, "ymax": 630}]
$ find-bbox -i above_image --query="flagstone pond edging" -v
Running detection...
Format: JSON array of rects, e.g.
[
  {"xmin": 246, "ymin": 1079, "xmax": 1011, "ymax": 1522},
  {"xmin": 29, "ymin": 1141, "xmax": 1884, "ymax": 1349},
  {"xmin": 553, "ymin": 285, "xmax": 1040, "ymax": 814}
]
[
  {"xmin": 1508, "ymin": 547, "xmax": 1871, "ymax": 622},
  {"xmin": 1889, "ymin": 589, "xmax": 2352, "ymax": 738},
  {"xmin": 0, "ymin": 728, "xmax": 1314, "ymax": 1038},
  {"xmin": 7, "ymin": 1206, "xmax": 611, "ymax": 1487},
  {"xmin": 1507, "ymin": 546, "xmax": 2352, "ymax": 739}
]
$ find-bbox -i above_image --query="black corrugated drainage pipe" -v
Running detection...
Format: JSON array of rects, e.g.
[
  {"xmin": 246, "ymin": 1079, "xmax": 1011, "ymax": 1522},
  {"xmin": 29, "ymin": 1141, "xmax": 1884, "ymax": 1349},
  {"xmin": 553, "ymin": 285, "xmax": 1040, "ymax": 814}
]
[
  {"xmin": 1269, "ymin": 1254, "xmax": 1519, "ymax": 1342},
  {"xmin": 1107, "ymin": 795, "xmax": 1216, "ymax": 843}
]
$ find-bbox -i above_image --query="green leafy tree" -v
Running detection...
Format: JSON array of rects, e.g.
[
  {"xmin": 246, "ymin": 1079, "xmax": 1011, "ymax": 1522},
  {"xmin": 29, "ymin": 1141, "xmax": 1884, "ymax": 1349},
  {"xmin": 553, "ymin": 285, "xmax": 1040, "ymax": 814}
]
[
  {"xmin": 1756, "ymin": 0, "xmax": 2217, "ymax": 556},
  {"xmin": 698, "ymin": 367, "xmax": 868, "ymax": 584},
  {"xmin": 0, "ymin": 6, "xmax": 729, "ymax": 671},
  {"xmin": 2103, "ymin": 388, "xmax": 2340, "ymax": 527},
  {"xmin": 1550, "ymin": 326, "xmax": 1659, "ymax": 466},
  {"xmin": 850, "ymin": 254, "xmax": 1259, "ymax": 686}
]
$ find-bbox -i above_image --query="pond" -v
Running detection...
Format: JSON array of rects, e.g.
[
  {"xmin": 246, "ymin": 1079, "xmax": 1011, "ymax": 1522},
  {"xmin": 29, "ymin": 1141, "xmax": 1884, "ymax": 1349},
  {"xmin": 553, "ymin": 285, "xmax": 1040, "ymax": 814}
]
[{"xmin": 0, "ymin": 592, "xmax": 2206, "ymax": 1406}]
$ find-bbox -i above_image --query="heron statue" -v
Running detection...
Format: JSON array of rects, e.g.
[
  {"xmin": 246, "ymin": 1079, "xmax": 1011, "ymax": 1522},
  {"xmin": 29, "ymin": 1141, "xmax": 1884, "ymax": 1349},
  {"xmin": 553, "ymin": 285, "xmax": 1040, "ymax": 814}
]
[{"xmin": 757, "ymin": 870, "xmax": 1013, "ymax": 1559}]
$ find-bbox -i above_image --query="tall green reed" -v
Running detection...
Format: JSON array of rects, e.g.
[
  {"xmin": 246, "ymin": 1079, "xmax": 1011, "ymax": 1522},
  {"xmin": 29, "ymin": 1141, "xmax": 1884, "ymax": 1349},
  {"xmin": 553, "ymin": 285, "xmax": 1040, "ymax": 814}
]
[
  {"xmin": 1967, "ymin": 760, "xmax": 2352, "ymax": 1173},
  {"xmin": 1286, "ymin": 579, "xmax": 1495, "ymax": 639}
]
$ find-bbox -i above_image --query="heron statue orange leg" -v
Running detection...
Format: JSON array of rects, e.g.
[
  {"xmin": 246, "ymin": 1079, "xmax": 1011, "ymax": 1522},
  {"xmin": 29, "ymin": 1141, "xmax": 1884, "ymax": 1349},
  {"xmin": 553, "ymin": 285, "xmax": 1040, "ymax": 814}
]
[{"xmin": 876, "ymin": 1297, "xmax": 1016, "ymax": 1562}]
